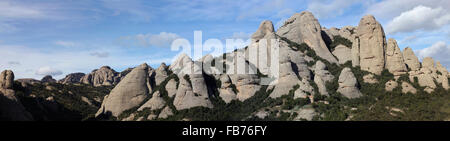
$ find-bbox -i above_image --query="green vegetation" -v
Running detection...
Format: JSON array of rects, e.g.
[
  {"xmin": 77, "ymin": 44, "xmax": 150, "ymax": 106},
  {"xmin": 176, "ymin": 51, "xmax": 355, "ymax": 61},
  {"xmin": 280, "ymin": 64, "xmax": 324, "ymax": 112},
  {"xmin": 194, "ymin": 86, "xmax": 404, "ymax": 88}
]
[
  {"xmin": 13, "ymin": 81, "xmax": 112, "ymax": 121},
  {"xmin": 329, "ymin": 36, "xmax": 352, "ymax": 51}
]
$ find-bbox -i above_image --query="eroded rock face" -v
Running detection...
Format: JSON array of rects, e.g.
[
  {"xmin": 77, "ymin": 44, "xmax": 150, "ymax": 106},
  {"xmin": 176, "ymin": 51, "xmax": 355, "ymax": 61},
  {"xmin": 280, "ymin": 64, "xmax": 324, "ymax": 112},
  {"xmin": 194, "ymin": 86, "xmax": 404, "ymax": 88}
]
[
  {"xmin": 0, "ymin": 70, "xmax": 34, "ymax": 121},
  {"xmin": 277, "ymin": 11, "xmax": 338, "ymax": 64},
  {"xmin": 352, "ymin": 37, "xmax": 360, "ymax": 67},
  {"xmin": 337, "ymin": 68, "xmax": 362, "ymax": 99},
  {"xmin": 252, "ymin": 20, "xmax": 276, "ymax": 41},
  {"xmin": 269, "ymin": 46, "xmax": 302, "ymax": 98},
  {"xmin": 165, "ymin": 79, "xmax": 178, "ymax": 98},
  {"xmin": 158, "ymin": 106, "xmax": 173, "ymax": 119},
  {"xmin": 313, "ymin": 61, "xmax": 334, "ymax": 96},
  {"xmin": 294, "ymin": 79, "xmax": 315, "ymax": 99},
  {"xmin": 357, "ymin": 15, "xmax": 386, "ymax": 75},
  {"xmin": 81, "ymin": 66, "xmax": 121, "ymax": 87},
  {"xmin": 403, "ymin": 47, "xmax": 421, "ymax": 71},
  {"xmin": 59, "ymin": 73, "xmax": 85, "ymax": 84},
  {"xmin": 153, "ymin": 63, "xmax": 168, "ymax": 86},
  {"xmin": 332, "ymin": 45, "xmax": 352, "ymax": 64},
  {"xmin": 170, "ymin": 54, "xmax": 213, "ymax": 110},
  {"xmin": 95, "ymin": 64, "xmax": 151, "ymax": 117},
  {"xmin": 385, "ymin": 38, "xmax": 407, "ymax": 76}
]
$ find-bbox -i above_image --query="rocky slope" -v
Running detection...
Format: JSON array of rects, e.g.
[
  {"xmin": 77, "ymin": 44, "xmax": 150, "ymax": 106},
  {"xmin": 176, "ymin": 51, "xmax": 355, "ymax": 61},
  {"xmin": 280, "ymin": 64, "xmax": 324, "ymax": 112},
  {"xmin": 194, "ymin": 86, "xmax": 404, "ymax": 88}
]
[{"xmin": 1, "ymin": 11, "xmax": 449, "ymax": 121}]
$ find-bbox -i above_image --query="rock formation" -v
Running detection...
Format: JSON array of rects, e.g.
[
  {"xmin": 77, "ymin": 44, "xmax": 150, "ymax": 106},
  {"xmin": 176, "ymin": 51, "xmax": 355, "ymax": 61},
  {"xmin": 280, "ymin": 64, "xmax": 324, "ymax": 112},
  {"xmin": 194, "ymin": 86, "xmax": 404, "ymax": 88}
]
[
  {"xmin": 0, "ymin": 70, "xmax": 33, "ymax": 121},
  {"xmin": 332, "ymin": 45, "xmax": 352, "ymax": 64},
  {"xmin": 357, "ymin": 15, "xmax": 386, "ymax": 75},
  {"xmin": 337, "ymin": 68, "xmax": 362, "ymax": 99},
  {"xmin": 95, "ymin": 64, "xmax": 151, "ymax": 117},
  {"xmin": 385, "ymin": 38, "xmax": 407, "ymax": 76},
  {"xmin": 137, "ymin": 91, "xmax": 166, "ymax": 111},
  {"xmin": 403, "ymin": 47, "xmax": 421, "ymax": 71},
  {"xmin": 277, "ymin": 11, "xmax": 338, "ymax": 64},
  {"xmin": 385, "ymin": 80, "xmax": 398, "ymax": 92},
  {"xmin": 81, "ymin": 66, "xmax": 121, "ymax": 87},
  {"xmin": 41, "ymin": 75, "xmax": 56, "ymax": 83},
  {"xmin": 313, "ymin": 61, "xmax": 334, "ymax": 96},
  {"xmin": 59, "ymin": 73, "xmax": 85, "ymax": 84},
  {"xmin": 401, "ymin": 82, "xmax": 417, "ymax": 94}
]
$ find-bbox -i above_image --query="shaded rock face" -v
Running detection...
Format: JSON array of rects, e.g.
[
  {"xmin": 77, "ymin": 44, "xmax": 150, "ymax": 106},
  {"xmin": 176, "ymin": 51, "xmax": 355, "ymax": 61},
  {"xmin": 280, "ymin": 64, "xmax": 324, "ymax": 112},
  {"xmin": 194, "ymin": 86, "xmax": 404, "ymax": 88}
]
[
  {"xmin": 81, "ymin": 66, "xmax": 121, "ymax": 87},
  {"xmin": 165, "ymin": 79, "xmax": 178, "ymax": 98},
  {"xmin": 59, "ymin": 73, "xmax": 85, "ymax": 84},
  {"xmin": 96, "ymin": 64, "xmax": 151, "ymax": 117},
  {"xmin": 357, "ymin": 15, "xmax": 386, "ymax": 75},
  {"xmin": 0, "ymin": 70, "xmax": 33, "ymax": 121},
  {"xmin": 403, "ymin": 47, "xmax": 421, "ymax": 71},
  {"xmin": 41, "ymin": 75, "xmax": 56, "ymax": 83},
  {"xmin": 337, "ymin": 68, "xmax": 362, "ymax": 99},
  {"xmin": 385, "ymin": 38, "xmax": 407, "ymax": 76},
  {"xmin": 332, "ymin": 45, "xmax": 352, "ymax": 64},
  {"xmin": 277, "ymin": 11, "xmax": 338, "ymax": 64},
  {"xmin": 322, "ymin": 26, "xmax": 356, "ymax": 42}
]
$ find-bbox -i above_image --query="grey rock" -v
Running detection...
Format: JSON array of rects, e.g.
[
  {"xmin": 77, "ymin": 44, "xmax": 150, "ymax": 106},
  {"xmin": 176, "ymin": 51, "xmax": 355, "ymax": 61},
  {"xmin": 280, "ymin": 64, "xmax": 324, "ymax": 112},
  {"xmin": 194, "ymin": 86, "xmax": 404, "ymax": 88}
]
[
  {"xmin": 357, "ymin": 15, "xmax": 386, "ymax": 75},
  {"xmin": 337, "ymin": 68, "xmax": 362, "ymax": 99}
]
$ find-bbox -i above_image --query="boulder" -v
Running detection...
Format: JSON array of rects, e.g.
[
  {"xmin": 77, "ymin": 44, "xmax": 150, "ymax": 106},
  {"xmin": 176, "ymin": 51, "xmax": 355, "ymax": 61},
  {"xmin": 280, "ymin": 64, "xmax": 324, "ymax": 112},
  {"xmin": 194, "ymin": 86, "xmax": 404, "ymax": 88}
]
[
  {"xmin": 277, "ymin": 11, "xmax": 338, "ymax": 64},
  {"xmin": 357, "ymin": 15, "xmax": 386, "ymax": 75},
  {"xmin": 337, "ymin": 68, "xmax": 362, "ymax": 99},
  {"xmin": 0, "ymin": 70, "xmax": 14, "ymax": 89},
  {"xmin": 294, "ymin": 79, "xmax": 315, "ymax": 99},
  {"xmin": 158, "ymin": 106, "xmax": 174, "ymax": 119},
  {"xmin": 137, "ymin": 91, "xmax": 166, "ymax": 111},
  {"xmin": 269, "ymin": 47, "xmax": 302, "ymax": 98},
  {"xmin": 385, "ymin": 80, "xmax": 398, "ymax": 92},
  {"xmin": 332, "ymin": 45, "xmax": 352, "ymax": 64},
  {"xmin": 401, "ymin": 82, "xmax": 417, "ymax": 94},
  {"xmin": 173, "ymin": 74, "xmax": 213, "ymax": 110},
  {"xmin": 385, "ymin": 38, "xmax": 407, "ymax": 76},
  {"xmin": 363, "ymin": 74, "xmax": 378, "ymax": 84},
  {"xmin": 95, "ymin": 63, "xmax": 151, "ymax": 117},
  {"xmin": 403, "ymin": 47, "xmax": 421, "ymax": 71}
]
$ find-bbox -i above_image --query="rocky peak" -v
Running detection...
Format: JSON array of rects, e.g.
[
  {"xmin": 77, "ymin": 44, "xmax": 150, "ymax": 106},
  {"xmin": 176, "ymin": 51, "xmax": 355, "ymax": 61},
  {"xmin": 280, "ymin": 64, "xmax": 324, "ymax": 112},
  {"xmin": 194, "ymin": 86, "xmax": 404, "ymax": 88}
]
[
  {"xmin": 277, "ymin": 11, "xmax": 338, "ymax": 64},
  {"xmin": 95, "ymin": 63, "xmax": 151, "ymax": 117},
  {"xmin": 337, "ymin": 68, "xmax": 362, "ymax": 99},
  {"xmin": 81, "ymin": 65, "xmax": 120, "ymax": 86},
  {"xmin": 251, "ymin": 20, "xmax": 275, "ymax": 41},
  {"xmin": 357, "ymin": 14, "xmax": 386, "ymax": 75},
  {"xmin": 402, "ymin": 47, "xmax": 421, "ymax": 71},
  {"xmin": 385, "ymin": 38, "xmax": 407, "ymax": 76},
  {"xmin": 0, "ymin": 70, "xmax": 14, "ymax": 89},
  {"xmin": 41, "ymin": 75, "xmax": 56, "ymax": 83},
  {"xmin": 59, "ymin": 73, "xmax": 85, "ymax": 84},
  {"xmin": 154, "ymin": 63, "xmax": 169, "ymax": 86}
]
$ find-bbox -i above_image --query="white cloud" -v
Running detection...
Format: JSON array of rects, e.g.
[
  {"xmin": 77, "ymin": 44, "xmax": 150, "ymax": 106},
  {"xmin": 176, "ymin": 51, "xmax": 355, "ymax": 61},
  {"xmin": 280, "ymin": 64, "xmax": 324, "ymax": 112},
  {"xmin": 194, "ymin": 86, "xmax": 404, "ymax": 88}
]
[
  {"xmin": 0, "ymin": 1, "xmax": 44, "ymax": 19},
  {"xmin": 366, "ymin": 0, "xmax": 450, "ymax": 20},
  {"xmin": 386, "ymin": 5, "xmax": 450, "ymax": 34},
  {"xmin": 90, "ymin": 52, "xmax": 109, "ymax": 58},
  {"xmin": 54, "ymin": 41, "xmax": 77, "ymax": 48},
  {"xmin": 400, "ymin": 35, "xmax": 418, "ymax": 43},
  {"xmin": 120, "ymin": 32, "xmax": 181, "ymax": 48},
  {"xmin": 35, "ymin": 66, "xmax": 63, "ymax": 76},
  {"xmin": 307, "ymin": 0, "xmax": 363, "ymax": 18},
  {"xmin": 415, "ymin": 41, "xmax": 450, "ymax": 69}
]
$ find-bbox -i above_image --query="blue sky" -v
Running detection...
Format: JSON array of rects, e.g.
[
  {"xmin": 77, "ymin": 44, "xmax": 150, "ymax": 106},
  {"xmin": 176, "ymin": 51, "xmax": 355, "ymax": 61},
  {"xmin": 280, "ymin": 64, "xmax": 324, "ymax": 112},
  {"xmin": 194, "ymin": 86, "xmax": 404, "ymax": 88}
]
[{"xmin": 0, "ymin": 0, "xmax": 449, "ymax": 79}]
